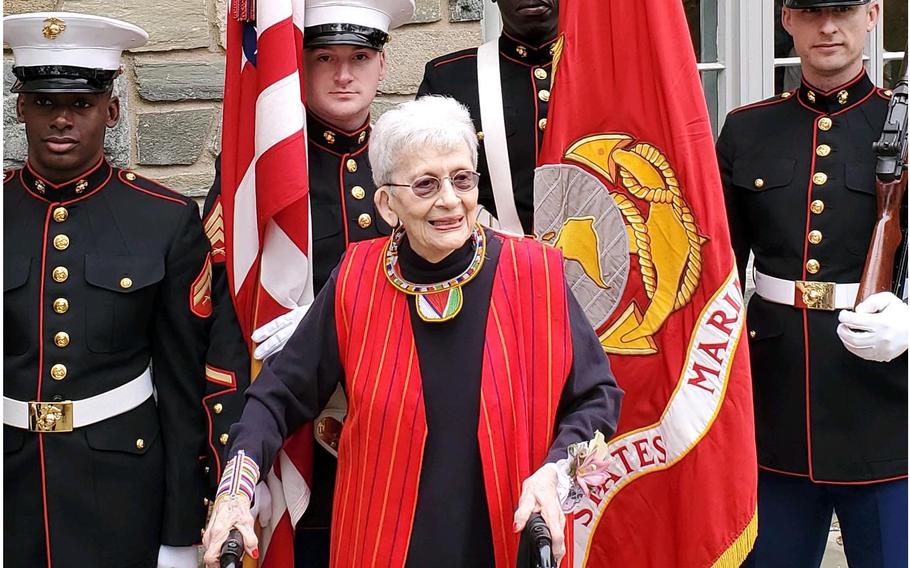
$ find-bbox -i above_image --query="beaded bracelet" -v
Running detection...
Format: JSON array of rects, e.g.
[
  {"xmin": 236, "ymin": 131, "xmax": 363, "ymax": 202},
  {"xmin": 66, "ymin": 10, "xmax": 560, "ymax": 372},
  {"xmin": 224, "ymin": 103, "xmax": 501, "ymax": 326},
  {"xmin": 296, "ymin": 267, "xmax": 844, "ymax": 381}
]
[{"xmin": 216, "ymin": 450, "xmax": 259, "ymax": 504}]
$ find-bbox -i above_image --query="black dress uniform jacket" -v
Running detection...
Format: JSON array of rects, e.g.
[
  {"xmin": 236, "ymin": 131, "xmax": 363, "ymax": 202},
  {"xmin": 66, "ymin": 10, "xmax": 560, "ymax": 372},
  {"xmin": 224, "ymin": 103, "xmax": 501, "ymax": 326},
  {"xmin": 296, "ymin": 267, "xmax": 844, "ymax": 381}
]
[
  {"xmin": 201, "ymin": 111, "xmax": 389, "ymax": 528},
  {"xmin": 417, "ymin": 32, "xmax": 555, "ymax": 235},
  {"xmin": 4, "ymin": 159, "xmax": 210, "ymax": 568},
  {"xmin": 717, "ymin": 71, "xmax": 907, "ymax": 483}
]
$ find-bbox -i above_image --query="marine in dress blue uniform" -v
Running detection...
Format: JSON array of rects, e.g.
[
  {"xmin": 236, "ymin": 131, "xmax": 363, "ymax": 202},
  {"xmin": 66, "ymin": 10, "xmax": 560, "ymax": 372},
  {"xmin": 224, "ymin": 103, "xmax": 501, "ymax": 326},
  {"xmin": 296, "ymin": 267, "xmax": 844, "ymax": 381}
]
[
  {"xmin": 3, "ymin": 13, "xmax": 210, "ymax": 568},
  {"xmin": 717, "ymin": 1, "xmax": 908, "ymax": 565}
]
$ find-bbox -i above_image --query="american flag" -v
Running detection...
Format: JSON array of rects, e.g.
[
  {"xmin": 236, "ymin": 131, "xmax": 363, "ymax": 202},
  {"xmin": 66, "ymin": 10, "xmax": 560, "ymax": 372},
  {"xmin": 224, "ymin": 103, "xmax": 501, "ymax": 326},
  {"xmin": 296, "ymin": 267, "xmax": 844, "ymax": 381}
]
[{"xmin": 221, "ymin": 0, "xmax": 314, "ymax": 565}]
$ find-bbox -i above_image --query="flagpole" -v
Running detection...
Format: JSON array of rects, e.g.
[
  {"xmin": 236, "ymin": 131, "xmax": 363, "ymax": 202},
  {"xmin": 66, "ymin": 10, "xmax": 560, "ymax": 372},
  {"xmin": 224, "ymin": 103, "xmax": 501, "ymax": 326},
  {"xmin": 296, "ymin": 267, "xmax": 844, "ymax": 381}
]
[{"xmin": 244, "ymin": 278, "xmax": 264, "ymax": 568}]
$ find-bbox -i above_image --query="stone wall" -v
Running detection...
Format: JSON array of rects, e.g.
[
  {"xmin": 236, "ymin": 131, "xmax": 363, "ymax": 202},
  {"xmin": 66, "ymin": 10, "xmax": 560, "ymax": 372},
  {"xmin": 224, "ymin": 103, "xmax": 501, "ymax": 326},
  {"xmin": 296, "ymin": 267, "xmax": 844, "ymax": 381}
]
[{"xmin": 3, "ymin": 0, "xmax": 485, "ymax": 199}]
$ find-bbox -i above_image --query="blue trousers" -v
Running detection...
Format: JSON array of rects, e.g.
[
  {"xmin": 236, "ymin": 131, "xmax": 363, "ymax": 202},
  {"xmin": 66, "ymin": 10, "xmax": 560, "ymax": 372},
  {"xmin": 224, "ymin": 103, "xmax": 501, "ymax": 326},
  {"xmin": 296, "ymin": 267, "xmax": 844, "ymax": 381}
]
[{"xmin": 743, "ymin": 470, "xmax": 907, "ymax": 568}]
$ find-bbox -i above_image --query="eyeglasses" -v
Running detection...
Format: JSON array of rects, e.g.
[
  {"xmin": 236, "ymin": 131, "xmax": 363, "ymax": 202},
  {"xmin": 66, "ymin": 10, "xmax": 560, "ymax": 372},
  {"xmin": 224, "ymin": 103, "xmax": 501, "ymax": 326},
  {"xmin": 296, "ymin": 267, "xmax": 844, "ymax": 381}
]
[{"xmin": 384, "ymin": 169, "xmax": 481, "ymax": 199}]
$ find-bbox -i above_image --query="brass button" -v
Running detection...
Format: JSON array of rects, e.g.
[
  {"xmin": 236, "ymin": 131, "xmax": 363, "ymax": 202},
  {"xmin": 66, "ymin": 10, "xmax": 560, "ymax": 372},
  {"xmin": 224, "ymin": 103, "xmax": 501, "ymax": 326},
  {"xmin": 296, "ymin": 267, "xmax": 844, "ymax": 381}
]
[
  {"xmin": 538, "ymin": 89, "xmax": 550, "ymax": 102},
  {"xmin": 50, "ymin": 364, "xmax": 67, "ymax": 381},
  {"xmin": 753, "ymin": 178, "xmax": 764, "ymax": 189},
  {"xmin": 203, "ymin": 497, "xmax": 210, "ymax": 506},
  {"xmin": 538, "ymin": 118, "xmax": 547, "ymax": 130},
  {"xmin": 52, "ymin": 207, "xmax": 68, "ymax": 222},
  {"xmin": 781, "ymin": 91, "xmax": 792, "ymax": 99},
  {"xmin": 808, "ymin": 230, "xmax": 823, "ymax": 245},
  {"xmin": 812, "ymin": 172, "xmax": 828, "ymax": 185},
  {"xmin": 323, "ymin": 130, "xmax": 336, "ymax": 144},
  {"xmin": 52, "ymin": 266, "xmax": 69, "ymax": 283},
  {"xmin": 534, "ymin": 67, "xmax": 548, "ymax": 80},
  {"xmin": 120, "ymin": 277, "xmax": 133, "ymax": 289},
  {"xmin": 204, "ymin": 466, "xmax": 211, "ymax": 474},
  {"xmin": 818, "ymin": 117, "xmax": 832, "ymax": 131},
  {"xmin": 810, "ymin": 200, "xmax": 825, "ymax": 215},
  {"xmin": 213, "ymin": 403, "xmax": 224, "ymax": 414},
  {"xmin": 351, "ymin": 186, "xmax": 366, "ymax": 200},
  {"xmin": 806, "ymin": 259, "xmax": 820, "ymax": 274},
  {"xmin": 53, "ymin": 234, "xmax": 70, "ymax": 251},
  {"xmin": 807, "ymin": 90, "xmax": 816, "ymax": 103},
  {"xmin": 815, "ymin": 144, "xmax": 831, "ymax": 157},
  {"xmin": 837, "ymin": 90, "xmax": 848, "ymax": 104},
  {"xmin": 749, "ymin": 330, "xmax": 756, "ymax": 338},
  {"xmin": 345, "ymin": 159, "xmax": 357, "ymax": 173},
  {"xmin": 515, "ymin": 45, "xmax": 528, "ymax": 58},
  {"xmin": 357, "ymin": 213, "xmax": 372, "ymax": 229},
  {"xmin": 124, "ymin": 172, "xmax": 137, "ymax": 181},
  {"xmin": 219, "ymin": 433, "xmax": 229, "ymax": 445},
  {"xmin": 476, "ymin": 131, "xmax": 484, "ymax": 142},
  {"xmin": 53, "ymin": 298, "xmax": 69, "ymax": 314},
  {"xmin": 136, "ymin": 438, "xmax": 145, "ymax": 449},
  {"xmin": 54, "ymin": 332, "xmax": 70, "ymax": 348}
]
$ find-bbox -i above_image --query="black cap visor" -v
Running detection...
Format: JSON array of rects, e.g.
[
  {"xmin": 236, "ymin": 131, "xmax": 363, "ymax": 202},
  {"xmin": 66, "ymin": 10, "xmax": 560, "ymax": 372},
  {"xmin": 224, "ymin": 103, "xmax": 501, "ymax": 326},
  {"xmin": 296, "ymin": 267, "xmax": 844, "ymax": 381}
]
[
  {"xmin": 11, "ymin": 66, "xmax": 116, "ymax": 94},
  {"xmin": 783, "ymin": 0, "xmax": 870, "ymax": 8},
  {"xmin": 304, "ymin": 23, "xmax": 388, "ymax": 50}
]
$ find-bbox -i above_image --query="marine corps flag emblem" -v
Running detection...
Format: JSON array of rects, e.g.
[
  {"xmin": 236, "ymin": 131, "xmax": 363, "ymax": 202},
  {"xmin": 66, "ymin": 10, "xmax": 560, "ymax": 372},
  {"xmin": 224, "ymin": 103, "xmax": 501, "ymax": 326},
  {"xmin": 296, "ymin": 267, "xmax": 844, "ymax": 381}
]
[{"xmin": 537, "ymin": 1, "xmax": 758, "ymax": 566}]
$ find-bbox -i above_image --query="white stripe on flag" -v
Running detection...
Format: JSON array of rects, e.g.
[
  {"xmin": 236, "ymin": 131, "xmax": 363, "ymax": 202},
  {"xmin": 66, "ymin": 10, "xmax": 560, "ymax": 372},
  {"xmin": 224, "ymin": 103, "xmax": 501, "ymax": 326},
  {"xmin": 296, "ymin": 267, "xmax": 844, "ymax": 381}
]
[
  {"xmin": 232, "ymin": 166, "xmax": 259, "ymax": 294},
  {"xmin": 255, "ymin": 74, "xmax": 305, "ymax": 159},
  {"xmin": 260, "ymin": 219, "xmax": 313, "ymax": 309},
  {"xmin": 279, "ymin": 448, "xmax": 311, "ymax": 526},
  {"xmin": 257, "ymin": 0, "xmax": 293, "ymax": 35}
]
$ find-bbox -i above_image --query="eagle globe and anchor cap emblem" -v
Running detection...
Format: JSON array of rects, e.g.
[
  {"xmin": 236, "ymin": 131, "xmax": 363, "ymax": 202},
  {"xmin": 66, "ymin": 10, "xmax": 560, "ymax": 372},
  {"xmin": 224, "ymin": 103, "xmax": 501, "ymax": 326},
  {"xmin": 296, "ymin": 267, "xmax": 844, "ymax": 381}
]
[
  {"xmin": 535, "ymin": 134, "xmax": 706, "ymax": 355},
  {"xmin": 42, "ymin": 17, "xmax": 66, "ymax": 39}
]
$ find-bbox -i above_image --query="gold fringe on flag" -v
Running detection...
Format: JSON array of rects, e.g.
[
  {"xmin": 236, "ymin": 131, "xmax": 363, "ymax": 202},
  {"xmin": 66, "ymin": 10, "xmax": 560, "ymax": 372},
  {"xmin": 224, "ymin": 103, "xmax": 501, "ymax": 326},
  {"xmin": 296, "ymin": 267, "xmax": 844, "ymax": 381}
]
[{"xmin": 710, "ymin": 508, "xmax": 758, "ymax": 568}]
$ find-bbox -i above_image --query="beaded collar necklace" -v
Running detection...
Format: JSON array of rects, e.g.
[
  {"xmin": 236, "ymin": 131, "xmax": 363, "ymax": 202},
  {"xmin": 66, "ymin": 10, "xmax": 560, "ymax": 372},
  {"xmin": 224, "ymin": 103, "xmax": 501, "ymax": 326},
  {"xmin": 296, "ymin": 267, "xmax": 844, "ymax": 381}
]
[{"xmin": 383, "ymin": 223, "xmax": 486, "ymax": 323}]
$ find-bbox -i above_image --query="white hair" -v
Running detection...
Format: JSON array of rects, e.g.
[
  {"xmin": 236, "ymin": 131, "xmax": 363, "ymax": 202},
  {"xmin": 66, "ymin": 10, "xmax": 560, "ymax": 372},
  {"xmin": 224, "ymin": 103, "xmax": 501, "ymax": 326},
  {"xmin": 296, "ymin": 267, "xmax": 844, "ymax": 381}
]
[{"xmin": 369, "ymin": 95, "xmax": 479, "ymax": 188}]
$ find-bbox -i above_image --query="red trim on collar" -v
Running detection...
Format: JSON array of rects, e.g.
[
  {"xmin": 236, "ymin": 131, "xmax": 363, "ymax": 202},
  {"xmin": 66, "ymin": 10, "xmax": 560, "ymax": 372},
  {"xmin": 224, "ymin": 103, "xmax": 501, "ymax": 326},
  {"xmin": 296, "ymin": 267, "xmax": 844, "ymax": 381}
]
[
  {"xmin": 831, "ymin": 88, "xmax": 876, "ymax": 116},
  {"xmin": 800, "ymin": 68, "xmax": 866, "ymax": 97},
  {"xmin": 4, "ymin": 169, "xmax": 15, "ymax": 183},
  {"xmin": 25, "ymin": 156, "xmax": 105, "ymax": 190}
]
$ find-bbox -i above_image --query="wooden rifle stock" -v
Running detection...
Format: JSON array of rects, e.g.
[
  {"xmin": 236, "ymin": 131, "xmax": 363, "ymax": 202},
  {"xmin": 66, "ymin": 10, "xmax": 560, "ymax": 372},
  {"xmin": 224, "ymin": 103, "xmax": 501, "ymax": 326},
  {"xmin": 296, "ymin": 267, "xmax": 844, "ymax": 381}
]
[
  {"xmin": 856, "ymin": 173, "xmax": 907, "ymax": 303},
  {"xmin": 856, "ymin": 49, "xmax": 908, "ymax": 306}
]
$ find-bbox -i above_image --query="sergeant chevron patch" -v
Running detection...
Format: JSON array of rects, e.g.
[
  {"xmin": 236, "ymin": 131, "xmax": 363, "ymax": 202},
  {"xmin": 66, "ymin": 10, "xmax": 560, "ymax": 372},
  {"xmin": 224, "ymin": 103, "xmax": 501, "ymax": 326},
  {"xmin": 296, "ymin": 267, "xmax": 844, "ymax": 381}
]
[{"xmin": 190, "ymin": 252, "xmax": 213, "ymax": 318}]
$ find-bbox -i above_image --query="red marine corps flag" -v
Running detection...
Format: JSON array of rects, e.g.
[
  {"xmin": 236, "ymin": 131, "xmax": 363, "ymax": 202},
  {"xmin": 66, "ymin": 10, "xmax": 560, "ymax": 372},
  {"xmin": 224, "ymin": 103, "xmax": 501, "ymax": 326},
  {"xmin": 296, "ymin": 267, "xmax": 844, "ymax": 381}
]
[
  {"xmin": 221, "ymin": 0, "xmax": 314, "ymax": 566},
  {"xmin": 535, "ymin": 1, "xmax": 757, "ymax": 566}
]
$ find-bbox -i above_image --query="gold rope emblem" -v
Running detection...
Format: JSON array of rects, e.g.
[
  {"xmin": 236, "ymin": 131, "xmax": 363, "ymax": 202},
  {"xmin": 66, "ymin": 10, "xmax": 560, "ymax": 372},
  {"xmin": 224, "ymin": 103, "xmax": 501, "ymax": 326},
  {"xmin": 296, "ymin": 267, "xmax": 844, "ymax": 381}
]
[{"xmin": 564, "ymin": 134, "xmax": 707, "ymax": 354}]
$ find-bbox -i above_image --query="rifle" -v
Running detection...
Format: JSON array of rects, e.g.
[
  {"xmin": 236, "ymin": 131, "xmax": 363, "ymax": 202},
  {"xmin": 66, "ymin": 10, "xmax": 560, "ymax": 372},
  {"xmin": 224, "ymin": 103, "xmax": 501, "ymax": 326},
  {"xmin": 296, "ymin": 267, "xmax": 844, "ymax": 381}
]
[{"xmin": 856, "ymin": 49, "xmax": 908, "ymax": 304}]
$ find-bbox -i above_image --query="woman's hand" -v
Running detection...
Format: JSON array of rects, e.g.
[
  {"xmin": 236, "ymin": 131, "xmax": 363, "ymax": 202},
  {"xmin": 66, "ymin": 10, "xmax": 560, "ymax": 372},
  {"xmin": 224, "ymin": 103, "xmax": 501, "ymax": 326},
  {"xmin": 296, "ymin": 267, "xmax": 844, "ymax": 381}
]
[
  {"xmin": 514, "ymin": 463, "xmax": 566, "ymax": 565},
  {"xmin": 202, "ymin": 494, "xmax": 259, "ymax": 568}
]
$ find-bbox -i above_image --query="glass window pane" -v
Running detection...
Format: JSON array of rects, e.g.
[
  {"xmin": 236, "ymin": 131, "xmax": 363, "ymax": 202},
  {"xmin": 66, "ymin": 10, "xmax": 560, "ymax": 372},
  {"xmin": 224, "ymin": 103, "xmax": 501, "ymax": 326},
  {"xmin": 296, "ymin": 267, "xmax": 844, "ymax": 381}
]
[
  {"xmin": 883, "ymin": 0, "xmax": 907, "ymax": 88},
  {"xmin": 683, "ymin": 0, "xmax": 718, "ymax": 63},
  {"xmin": 700, "ymin": 70, "xmax": 719, "ymax": 137}
]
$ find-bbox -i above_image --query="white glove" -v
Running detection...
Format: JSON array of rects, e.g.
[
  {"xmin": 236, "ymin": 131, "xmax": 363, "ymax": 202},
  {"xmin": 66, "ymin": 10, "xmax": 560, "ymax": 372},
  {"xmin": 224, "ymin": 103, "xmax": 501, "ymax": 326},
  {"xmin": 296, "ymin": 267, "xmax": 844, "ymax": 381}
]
[
  {"xmin": 157, "ymin": 545, "xmax": 198, "ymax": 568},
  {"xmin": 837, "ymin": 292, "xmax": 909, "ymax": 362},
  {"xmin": 251, "ymin": 303, "xmax": 311, "ymax": 360},
  {"xmin": 249, "ymin": 481, "xmax": 272, "ymax": 526}
]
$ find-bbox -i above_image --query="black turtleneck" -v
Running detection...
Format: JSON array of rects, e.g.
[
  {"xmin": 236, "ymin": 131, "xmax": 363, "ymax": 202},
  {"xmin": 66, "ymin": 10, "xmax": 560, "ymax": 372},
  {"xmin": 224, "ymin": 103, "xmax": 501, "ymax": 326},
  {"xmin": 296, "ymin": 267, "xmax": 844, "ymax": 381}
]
[{"xmin": 402, "ymin": 233, "xmax": 501, "ymax": 568}]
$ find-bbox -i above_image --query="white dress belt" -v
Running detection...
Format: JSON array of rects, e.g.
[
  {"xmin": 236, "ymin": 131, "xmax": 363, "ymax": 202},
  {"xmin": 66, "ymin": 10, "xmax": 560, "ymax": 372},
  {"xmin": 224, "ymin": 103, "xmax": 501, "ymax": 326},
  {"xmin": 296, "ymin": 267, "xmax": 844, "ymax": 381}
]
[
  {"xmin": 4, "ymin": 368, "xmax": 153, "ymax": 431},
  {"xmin": 753, "ymin": 270, "xmax": 859, "ymax": 310}
]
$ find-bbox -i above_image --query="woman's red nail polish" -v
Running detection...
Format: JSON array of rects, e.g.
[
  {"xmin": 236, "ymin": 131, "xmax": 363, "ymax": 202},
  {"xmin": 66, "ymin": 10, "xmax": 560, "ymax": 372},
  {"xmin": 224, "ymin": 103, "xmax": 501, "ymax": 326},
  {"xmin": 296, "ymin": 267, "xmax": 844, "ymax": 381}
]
[
  {"xmin": 512, "ymin": 522, "xmax": 519, "ymax": 532},
  {"xmin": 252, "ymin": 548, "xmax": 260, "ymax": 559}
]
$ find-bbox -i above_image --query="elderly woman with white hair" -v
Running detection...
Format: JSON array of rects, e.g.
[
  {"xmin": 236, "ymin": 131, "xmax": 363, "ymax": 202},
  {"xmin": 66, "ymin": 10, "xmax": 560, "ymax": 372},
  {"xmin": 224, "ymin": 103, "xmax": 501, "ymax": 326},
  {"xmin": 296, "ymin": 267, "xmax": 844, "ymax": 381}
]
[{"xmin": 202, "ymin": 96, "xmax": 623, "ymax": 567}]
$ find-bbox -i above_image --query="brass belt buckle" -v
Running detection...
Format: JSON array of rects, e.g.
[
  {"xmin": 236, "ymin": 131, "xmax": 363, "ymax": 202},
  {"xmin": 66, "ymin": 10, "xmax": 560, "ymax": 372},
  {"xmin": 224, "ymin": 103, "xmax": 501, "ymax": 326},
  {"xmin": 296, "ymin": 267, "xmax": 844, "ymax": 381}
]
[
  {"xmin": 28, "ymin": 401, "xmax": 74, "ymax": 432},
  {"xmin": 795, "ymin": 280, "xmax": 836, "ymax": 310}
]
